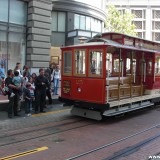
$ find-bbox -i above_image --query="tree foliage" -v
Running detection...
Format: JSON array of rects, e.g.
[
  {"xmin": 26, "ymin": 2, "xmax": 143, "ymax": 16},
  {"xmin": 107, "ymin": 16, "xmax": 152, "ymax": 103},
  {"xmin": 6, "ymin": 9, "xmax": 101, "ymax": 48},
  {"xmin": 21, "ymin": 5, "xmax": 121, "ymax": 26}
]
[{"xmin": 105, "ymin": 5, "xmax": 137, "ymax": 36}]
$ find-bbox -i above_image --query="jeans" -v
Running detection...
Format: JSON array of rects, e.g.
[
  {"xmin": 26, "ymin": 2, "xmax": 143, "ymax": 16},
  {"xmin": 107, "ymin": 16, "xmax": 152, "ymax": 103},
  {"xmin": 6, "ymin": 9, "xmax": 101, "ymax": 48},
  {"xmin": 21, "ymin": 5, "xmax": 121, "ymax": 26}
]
[
  {"xmin": 25, "ymin": 100, "xmax": 32, "ymax": 114},
  {"xmin": 54, "ymin": 78, "xmax": 59, "ymax": 95}
]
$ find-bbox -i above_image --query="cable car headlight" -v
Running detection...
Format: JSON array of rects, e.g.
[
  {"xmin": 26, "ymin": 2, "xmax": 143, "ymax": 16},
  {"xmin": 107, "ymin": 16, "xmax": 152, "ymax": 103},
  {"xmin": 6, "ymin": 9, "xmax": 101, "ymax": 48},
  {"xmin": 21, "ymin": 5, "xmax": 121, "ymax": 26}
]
[{"xmin": 77, "ymin": 87, "xmax": 81, "ymax": 92}]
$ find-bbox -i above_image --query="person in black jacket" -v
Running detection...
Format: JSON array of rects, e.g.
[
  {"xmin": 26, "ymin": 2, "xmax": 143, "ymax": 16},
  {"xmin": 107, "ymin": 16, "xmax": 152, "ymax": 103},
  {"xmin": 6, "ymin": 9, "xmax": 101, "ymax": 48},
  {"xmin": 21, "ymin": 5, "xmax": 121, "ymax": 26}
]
[
  {"xmin": 5, "ymin": 69, "xmax": 21, "ymax": 118},
  {"xmin": 44, "ymin": 71, "xmax": 52, "ymax": 105},
  {"xmin": 35, "ymin": 68, "xmax": 49, "ymax": 113}
]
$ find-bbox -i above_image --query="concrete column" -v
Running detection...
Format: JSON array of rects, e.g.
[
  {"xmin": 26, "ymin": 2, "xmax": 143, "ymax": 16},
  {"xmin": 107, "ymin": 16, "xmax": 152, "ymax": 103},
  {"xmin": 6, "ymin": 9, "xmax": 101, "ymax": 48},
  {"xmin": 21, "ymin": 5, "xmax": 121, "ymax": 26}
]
[{"xmin": 26, "ymin": 0, "xmax": 52, "ymax": 73}]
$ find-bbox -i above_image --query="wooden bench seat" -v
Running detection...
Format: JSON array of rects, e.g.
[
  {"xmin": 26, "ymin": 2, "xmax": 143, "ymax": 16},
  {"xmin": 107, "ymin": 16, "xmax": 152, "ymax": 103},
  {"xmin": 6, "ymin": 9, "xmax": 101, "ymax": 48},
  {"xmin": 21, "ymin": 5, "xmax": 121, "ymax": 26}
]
[
  {"xmin": 106, "ymin": 76, "xmax": 131, "ymax": 86},
  {"xmin": 106, "ymin": 76, "xmax": 144, "ymax": 101},
  {"xmin": 106, "ymin": 84, "xmax": 143, "ymax": 101}
]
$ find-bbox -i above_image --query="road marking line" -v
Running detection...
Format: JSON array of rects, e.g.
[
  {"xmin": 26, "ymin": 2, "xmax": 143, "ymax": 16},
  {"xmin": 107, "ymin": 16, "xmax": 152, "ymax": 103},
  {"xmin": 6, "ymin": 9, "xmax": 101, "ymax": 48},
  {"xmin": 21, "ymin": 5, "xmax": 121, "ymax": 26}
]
[
  {"xmin": 0, "ymin": 146, "xmax": 48, "ymax": 160},
  {"xmin": 32, "ymin": 109, "xmax": 70, "ymax": 117}
]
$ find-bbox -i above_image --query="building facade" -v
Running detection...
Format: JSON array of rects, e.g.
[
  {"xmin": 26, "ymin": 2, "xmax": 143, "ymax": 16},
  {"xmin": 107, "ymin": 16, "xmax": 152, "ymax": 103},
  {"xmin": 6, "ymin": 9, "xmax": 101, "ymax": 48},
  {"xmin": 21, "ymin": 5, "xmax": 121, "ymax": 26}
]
[
  {"xmin": 0, "ymin": 0, "xmax": 52, "ymax": 74},
  {"xmin": 50, "ymin": 0, "xmax": 106, "ymax": 66},
  {"xmin": 106, "ymin": 0, "xmax": 160, "ymax": 41},
  {"xmin": 51, "ymin": 0, "xmax": 106, "ymax": 47},
  {"xmin": 0, "ymin": 0, "xmax": 106, "ymax": 73}
]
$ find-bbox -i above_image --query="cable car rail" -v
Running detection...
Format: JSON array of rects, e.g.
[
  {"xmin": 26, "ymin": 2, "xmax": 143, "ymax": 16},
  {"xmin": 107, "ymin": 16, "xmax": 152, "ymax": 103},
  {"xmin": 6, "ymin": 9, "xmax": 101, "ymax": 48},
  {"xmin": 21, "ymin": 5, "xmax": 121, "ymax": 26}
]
[{"xmin": 66, "ymin": 123, "xmax": 160, "ymax": 160}]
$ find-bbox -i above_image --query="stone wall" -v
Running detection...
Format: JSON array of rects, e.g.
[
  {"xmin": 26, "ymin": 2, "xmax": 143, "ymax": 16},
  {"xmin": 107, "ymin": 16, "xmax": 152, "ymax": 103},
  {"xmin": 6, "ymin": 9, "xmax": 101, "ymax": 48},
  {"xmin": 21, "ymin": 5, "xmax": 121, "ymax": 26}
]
[{"xmin": 26, "ymin": 0, "xmax": 52, "ymax": 73}]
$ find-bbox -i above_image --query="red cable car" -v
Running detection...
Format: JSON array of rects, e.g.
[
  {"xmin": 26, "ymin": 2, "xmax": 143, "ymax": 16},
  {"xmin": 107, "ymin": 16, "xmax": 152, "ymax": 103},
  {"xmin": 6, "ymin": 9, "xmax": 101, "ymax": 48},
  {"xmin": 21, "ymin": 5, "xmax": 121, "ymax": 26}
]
[{"xmin": 59, "ymin": 32, "xmax": 160, "ymax": 120}]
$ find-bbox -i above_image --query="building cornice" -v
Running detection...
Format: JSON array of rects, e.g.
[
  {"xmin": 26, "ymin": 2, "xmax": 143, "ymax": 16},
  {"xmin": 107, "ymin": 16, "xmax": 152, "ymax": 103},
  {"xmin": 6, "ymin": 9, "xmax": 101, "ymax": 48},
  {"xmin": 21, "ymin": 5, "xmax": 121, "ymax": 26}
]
[{"xmin": 52, "ymin": 0, "xmax": 107, "ymax": 21}]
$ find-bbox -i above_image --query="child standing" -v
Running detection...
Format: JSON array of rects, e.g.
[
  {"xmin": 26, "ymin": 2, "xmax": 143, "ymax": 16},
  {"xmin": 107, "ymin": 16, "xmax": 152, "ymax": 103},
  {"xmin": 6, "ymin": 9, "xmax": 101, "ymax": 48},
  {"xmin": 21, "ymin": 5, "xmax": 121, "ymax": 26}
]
[
  {"xmin": 24, "ymin": 83, "xmax": 32, "ymax": 116},
  {"xmin": 12, "ymin": 71, "xmax": 22, "ymax": 87},
  {"xmin": 12, "ymin": 70, "xmax": 22, "ymax": 112},
  {"xmin": 28, "ymin": 77, "xmax": 35, "ymax": 111}
]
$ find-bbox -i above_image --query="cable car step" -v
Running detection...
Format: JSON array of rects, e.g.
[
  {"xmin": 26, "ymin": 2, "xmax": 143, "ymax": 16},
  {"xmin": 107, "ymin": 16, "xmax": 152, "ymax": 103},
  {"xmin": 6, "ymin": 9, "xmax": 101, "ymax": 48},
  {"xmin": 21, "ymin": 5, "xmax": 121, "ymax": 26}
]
[
  {"xmin": 71, "ymin": 107, "xmax": 102, "ymax": 120},
  {"xmin": 103, "ymin": 101, "xmax": 154, "ymax": 117}
]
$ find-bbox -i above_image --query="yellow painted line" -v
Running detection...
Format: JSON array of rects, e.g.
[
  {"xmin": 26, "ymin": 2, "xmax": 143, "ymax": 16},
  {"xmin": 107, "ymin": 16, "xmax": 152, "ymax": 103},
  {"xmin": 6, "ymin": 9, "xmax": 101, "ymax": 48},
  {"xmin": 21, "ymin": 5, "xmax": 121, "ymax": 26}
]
[
  {"xmin": 32, "ymin": 108, "xmax": 70, "ymax": 117},
  {"xmin": 0, "ymin": 146, "xmax": 48, "ymax": 160}
]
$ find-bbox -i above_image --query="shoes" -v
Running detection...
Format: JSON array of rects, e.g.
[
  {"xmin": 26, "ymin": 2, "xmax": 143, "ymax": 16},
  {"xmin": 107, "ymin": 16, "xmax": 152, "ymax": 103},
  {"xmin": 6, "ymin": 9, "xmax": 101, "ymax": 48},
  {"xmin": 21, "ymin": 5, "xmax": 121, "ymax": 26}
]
[
  {"xmin": 34, "ymin": 111, "xmax": 39, "ymax": 114},
  {"xmin": 26, "ymin": 113, "xmax": 31, "ymax": 117},
  {"xmin": 8, "ymin": 115, "xmax": 12, "ymax": 118},
  {"xmin": 14, "ymin": 114, "xmax": 21, "ymax": 116}
]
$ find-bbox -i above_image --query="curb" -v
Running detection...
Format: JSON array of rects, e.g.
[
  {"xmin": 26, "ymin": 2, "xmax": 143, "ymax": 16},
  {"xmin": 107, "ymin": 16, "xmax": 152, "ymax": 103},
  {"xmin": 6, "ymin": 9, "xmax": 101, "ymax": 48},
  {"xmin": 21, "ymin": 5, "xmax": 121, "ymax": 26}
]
[{"xmin": 0, "ymin": 98, "xmax": 61, "ymax": 112}]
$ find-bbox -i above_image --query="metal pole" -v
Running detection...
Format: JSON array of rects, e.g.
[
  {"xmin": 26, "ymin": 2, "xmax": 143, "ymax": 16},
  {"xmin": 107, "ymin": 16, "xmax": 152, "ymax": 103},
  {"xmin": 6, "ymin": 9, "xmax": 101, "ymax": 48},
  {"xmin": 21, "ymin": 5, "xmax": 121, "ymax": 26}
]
[
  {"xmin": 118, "ymin": 48, "xmax": 121, "ymax": 101},
  {"xmin": 106, "ymin": 58, "xmax": 110, "ymax": 103},
  {"xmin": 6, "ymin": 0, "xmax": 10, "ymax": 71}
]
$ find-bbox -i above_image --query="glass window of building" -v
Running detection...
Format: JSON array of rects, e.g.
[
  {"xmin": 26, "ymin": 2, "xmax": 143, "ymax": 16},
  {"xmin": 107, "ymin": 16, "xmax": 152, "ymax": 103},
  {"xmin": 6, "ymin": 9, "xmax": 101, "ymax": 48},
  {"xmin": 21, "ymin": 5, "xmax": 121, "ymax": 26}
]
[
  {"xmin": 8, "ymin": 32, "xmax": 26, "ymax": 70},
  {"xmin": 51, "ymin": 11, "xmax": 66, "ymax": 32},
  {"xmin": 91, "ymin": 18, "xmax": 95, "ymax": 31},
  {"xmin": 51, "ymin": 32, "xmax": 65, "ymax": 47},
  {"xmin": 86, "ymin": 17, "xmax": 91, "ymax": 30},
  {"xmin": 74, "ymin": 14, "xmax": 102, "ymax": 32},
  {"xmin": 0, "ymin": 0, "xmax": 8, "ymax": 22},
  {"xmin": 80, "ymin": 15, "xmax": 85, "ymax": 30},
  {"xmin": 51, "ymin": 11, "xmax": 66, "ymax": 46},
  {"xmin": 51, "ymin": 12, "xmax": 58, "ymax": 31},
  {"xmin": 10, "ymin": 0, "xmax": 27, "ymax": 25},
  {"xmin": 75, "ymin": 14, "xmax": 80, "ymax": 29},
  {"xmin": 134, "ymin": 21, "xmax": 142, "ymax": 29},
  {"xmin": 58, "ymin": 12, "xmax": 66, "ymax": 32},
  {"xmin": 153, "ymin": 10, "xmax": 160, "ymax": 19},
  {"xmin": 0, "ymin": 0, "xmax": 27, "ymax": 71}
]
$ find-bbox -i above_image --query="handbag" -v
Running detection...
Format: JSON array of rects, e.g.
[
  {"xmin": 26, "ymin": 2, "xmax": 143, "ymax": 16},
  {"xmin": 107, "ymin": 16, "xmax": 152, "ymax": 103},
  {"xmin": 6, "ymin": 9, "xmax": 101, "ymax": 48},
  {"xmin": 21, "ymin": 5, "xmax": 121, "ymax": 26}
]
[{"xmin": 0, "ymin": 86, "xmax": 8, "ymax": 96}]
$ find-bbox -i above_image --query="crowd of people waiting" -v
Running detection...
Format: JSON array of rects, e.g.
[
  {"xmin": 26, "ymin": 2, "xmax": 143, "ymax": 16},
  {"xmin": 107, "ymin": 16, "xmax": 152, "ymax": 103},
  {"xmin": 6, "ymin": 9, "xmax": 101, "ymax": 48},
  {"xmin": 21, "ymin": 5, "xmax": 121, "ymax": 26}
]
[{"xmin": 0, "ymin": 62, "xmax": 61, "ymax": 118}]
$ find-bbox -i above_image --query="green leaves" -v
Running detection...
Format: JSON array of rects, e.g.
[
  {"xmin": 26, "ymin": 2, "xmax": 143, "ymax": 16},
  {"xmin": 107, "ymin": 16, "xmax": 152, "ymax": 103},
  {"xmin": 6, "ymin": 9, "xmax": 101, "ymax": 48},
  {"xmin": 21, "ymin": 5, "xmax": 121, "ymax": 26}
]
[{"xmin": 106, "ymin": 5, "xmax": 137, "ymax": 36}]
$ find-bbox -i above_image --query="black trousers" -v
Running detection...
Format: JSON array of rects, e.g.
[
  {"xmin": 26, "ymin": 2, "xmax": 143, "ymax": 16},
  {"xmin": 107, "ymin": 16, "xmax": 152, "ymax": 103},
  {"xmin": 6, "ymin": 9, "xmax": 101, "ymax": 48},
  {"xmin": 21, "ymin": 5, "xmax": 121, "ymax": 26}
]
[
  {"xmin": 46, "ymin": 88, "xmax": 52, "ymax": 104},
  {"xmin": 8, "ymin": 93, "xmax": 19, "ymax": 117},
  {"xmin": 35, "ymin": 90, "xmax": 46, "ymax": 112}
]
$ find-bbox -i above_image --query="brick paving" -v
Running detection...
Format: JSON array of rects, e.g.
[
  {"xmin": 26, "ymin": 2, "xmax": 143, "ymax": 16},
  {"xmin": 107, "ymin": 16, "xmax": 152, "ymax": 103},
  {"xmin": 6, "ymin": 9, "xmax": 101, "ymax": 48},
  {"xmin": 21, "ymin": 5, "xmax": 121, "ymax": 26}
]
[{"xmin": 0, "ymin": 103, "xmax": 160, "ymax": 160}]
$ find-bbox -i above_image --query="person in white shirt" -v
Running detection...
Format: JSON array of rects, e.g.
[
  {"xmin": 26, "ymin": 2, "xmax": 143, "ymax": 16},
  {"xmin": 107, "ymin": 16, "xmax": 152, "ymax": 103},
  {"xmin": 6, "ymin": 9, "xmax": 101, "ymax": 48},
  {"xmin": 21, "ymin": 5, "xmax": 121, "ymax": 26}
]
[{"xmin": 52, "ymin": 65, "xmax": 61, "ymax": 95}]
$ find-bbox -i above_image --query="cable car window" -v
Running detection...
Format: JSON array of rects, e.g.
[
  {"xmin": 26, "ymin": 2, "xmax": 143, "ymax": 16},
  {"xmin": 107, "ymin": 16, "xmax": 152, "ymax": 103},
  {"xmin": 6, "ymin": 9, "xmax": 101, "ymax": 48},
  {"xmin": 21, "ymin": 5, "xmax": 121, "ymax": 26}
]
[
  {"xmin": 74, "ymin": 50, "xmax": 86, "ymax": 75},
  {"xmin": 155, "ymin": 56, "xmax": 160, "ymax": 75},
  {"xmin": 126, "ymin": 58, "xmax": 131, "ymax": 74},
  {"xmin": 89, "ymin": 50, "xmax": 102, "ymax": 76},
  {"xmin": 126, "ymin": 58, "xmax": 136, "ymax": 75},
  {"xmin": 147, "ymin": 61, "xmax": 152, "ymax": 75},
  {"xmin": 113, "ymin": 59, "xmax": 120, "ymax": 72},
  {"xmin": 63, "ymin": 51, "xmax": 72, "ymax": 75},
  {"xmin": 106, "ymin": 53, "xmax": 112, "ymax": 77}
]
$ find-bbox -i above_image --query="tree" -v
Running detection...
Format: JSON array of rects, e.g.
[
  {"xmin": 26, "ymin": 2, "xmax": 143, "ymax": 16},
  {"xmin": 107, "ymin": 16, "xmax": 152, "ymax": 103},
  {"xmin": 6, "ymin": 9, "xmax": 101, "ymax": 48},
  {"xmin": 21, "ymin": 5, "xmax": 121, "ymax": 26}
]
[{"xmin": 105, "ymin": 5, "xmax": 137, "ymax": 36}]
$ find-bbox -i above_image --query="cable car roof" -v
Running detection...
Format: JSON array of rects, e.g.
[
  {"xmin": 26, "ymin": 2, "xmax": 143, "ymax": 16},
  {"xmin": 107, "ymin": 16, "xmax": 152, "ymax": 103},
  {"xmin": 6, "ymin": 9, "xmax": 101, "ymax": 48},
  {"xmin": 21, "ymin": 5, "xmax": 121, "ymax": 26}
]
[{"xmin": 61, "ymin": 37, "xmax": 158, "ymax": 53}]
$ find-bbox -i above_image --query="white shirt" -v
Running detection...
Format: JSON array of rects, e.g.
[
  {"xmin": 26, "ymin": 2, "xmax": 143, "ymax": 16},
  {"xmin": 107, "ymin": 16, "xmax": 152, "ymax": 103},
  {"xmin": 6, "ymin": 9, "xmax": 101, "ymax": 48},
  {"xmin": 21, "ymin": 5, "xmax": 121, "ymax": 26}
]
[
  {"xmin": 17, "ymin": 69, "xmax": 23, "ymax": 78},
  {"xmin": 53, "ymin": 70, "xmax": 61, "ymax": 79}
]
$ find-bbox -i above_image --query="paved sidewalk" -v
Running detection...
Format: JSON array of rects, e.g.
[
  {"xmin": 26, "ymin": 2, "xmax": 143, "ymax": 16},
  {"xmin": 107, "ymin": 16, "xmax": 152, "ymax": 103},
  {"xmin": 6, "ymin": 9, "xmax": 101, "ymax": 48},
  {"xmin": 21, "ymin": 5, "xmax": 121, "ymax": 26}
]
[
  {"xmin": 0, "ymin": 95, "xmax": 8, "ymax": 103},
  {"xmin": 0, "ymin": 102, "xmax": 68, "ymax": 121},
  {"xmin": 0, "ymin": 93, "xmax": 61, "ymax": 112}
]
